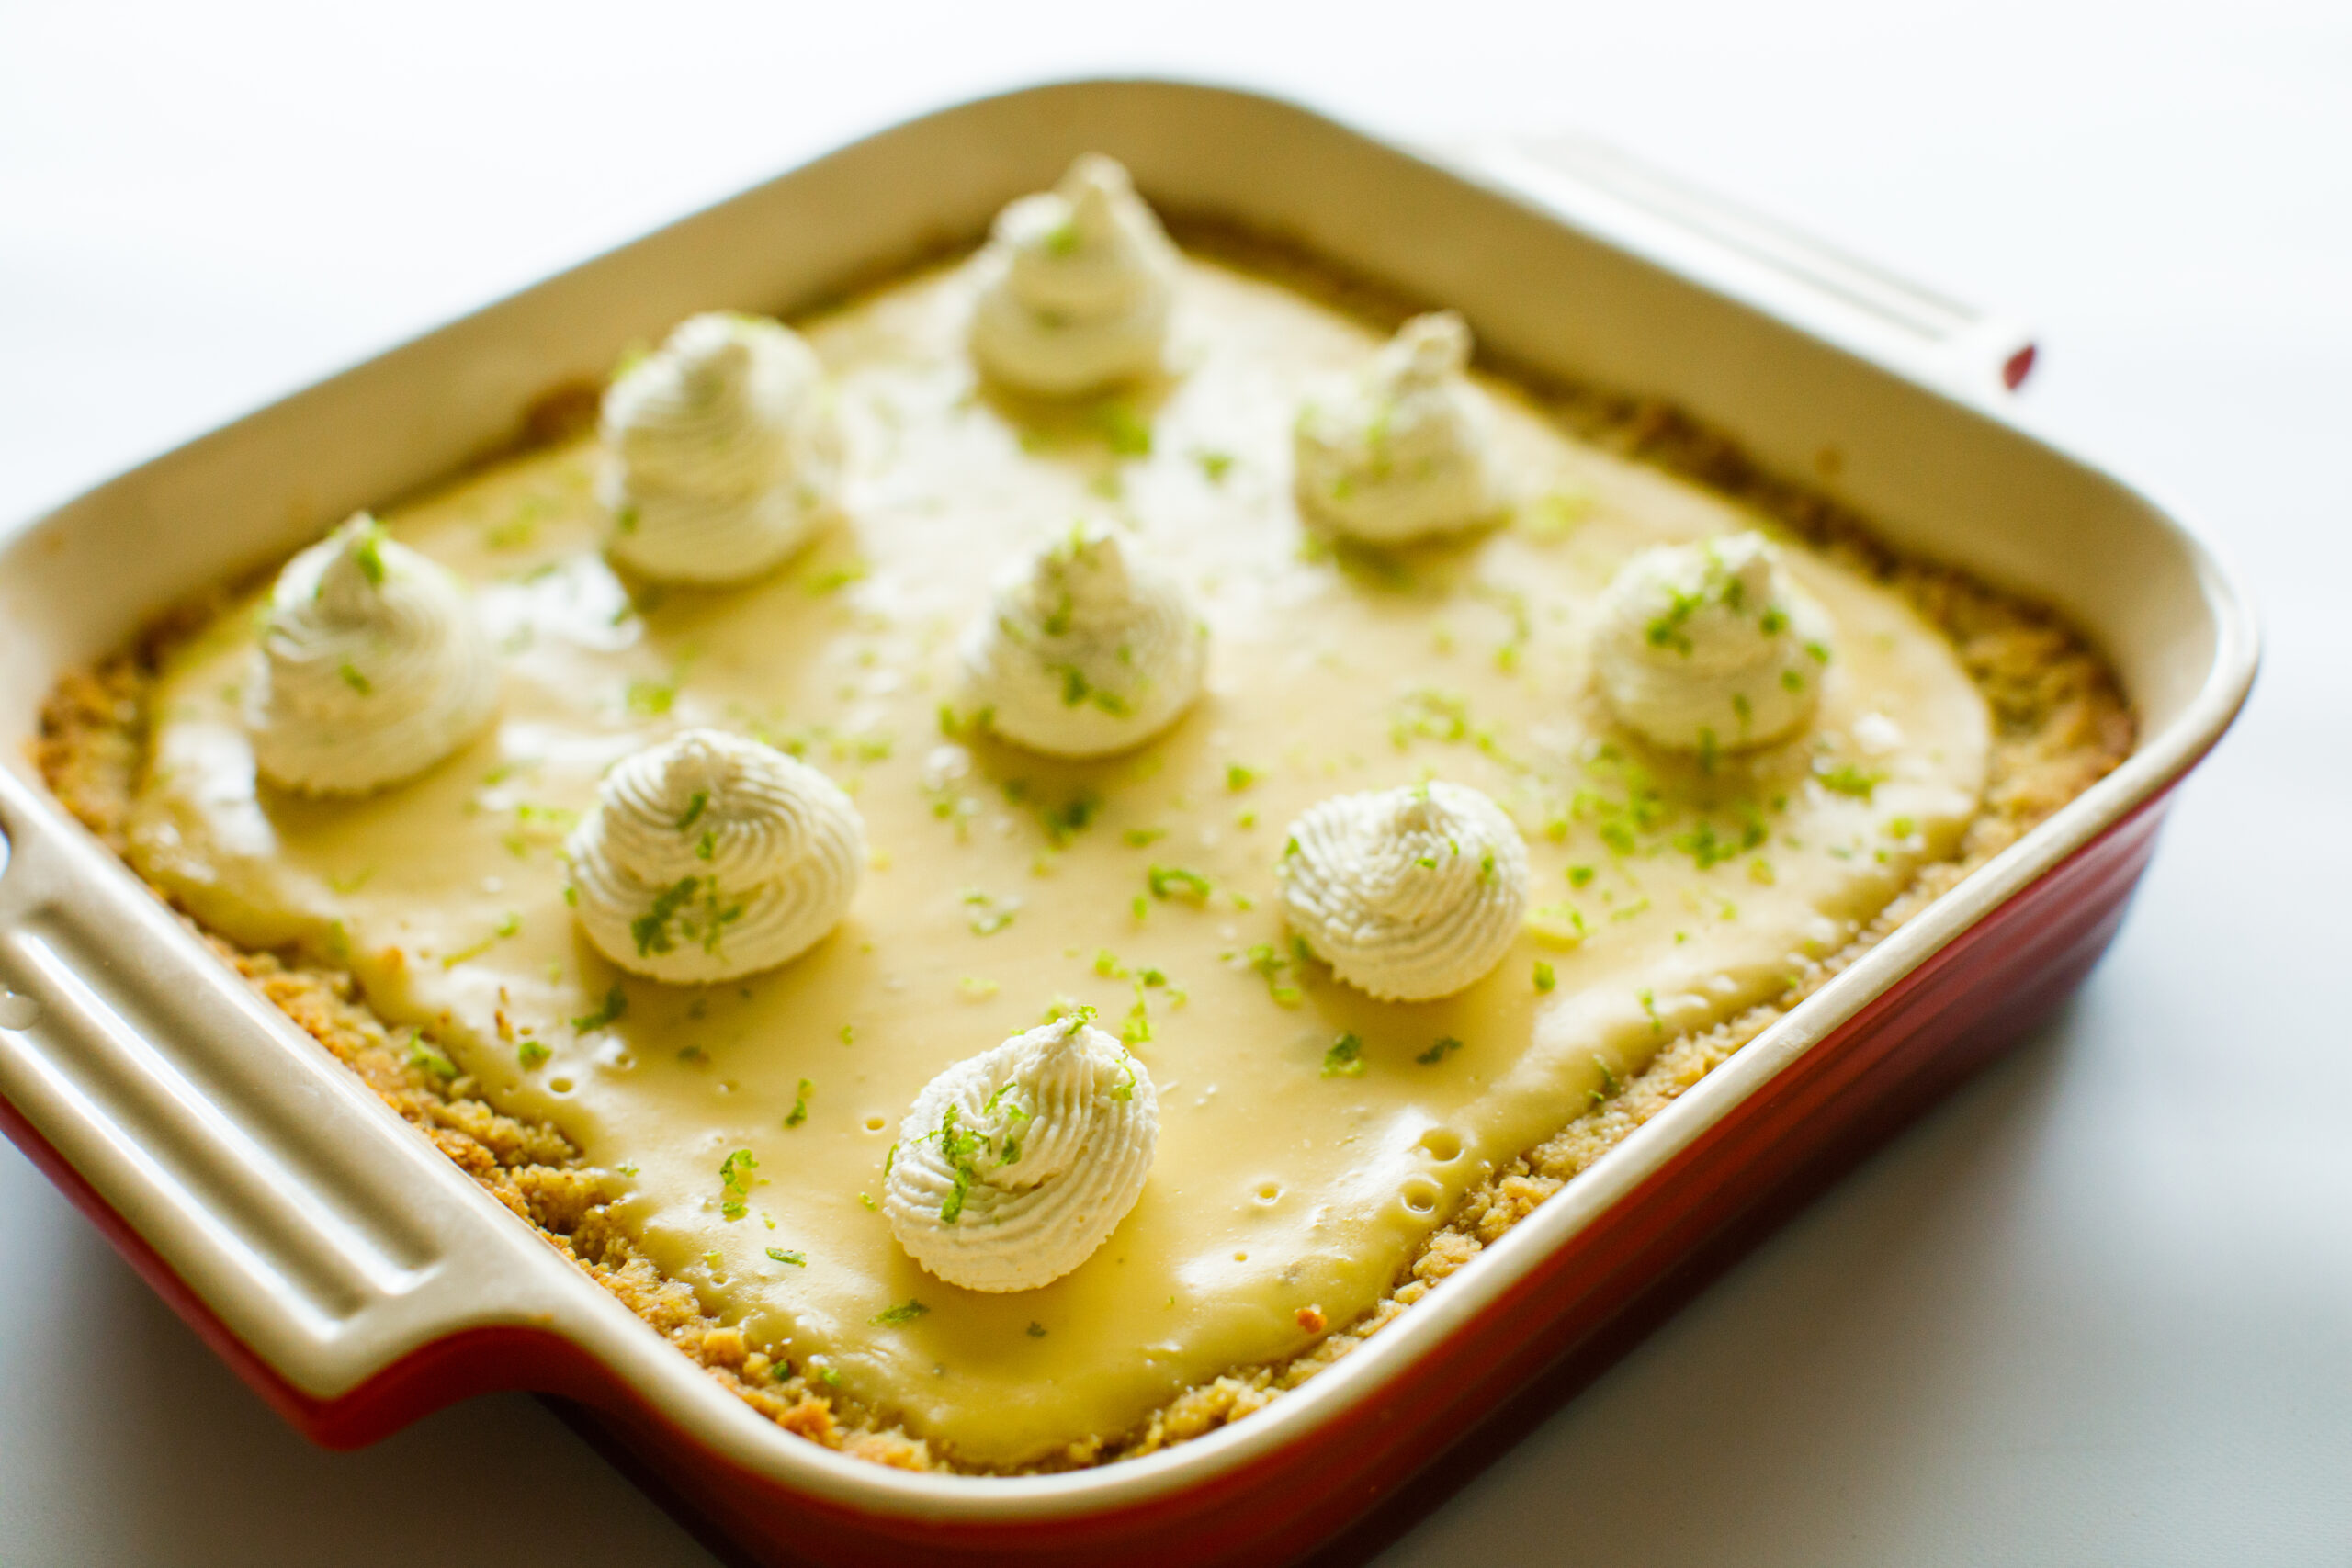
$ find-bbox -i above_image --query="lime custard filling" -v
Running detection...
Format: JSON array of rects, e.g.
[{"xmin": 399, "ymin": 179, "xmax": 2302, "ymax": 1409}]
[{"xmin": 125, "ymin": 251, "xmax": 1989, "ymax": 1466}]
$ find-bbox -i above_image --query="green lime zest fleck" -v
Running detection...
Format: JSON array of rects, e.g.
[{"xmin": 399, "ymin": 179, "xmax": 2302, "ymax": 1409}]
[
  {"xmin": 919, "ymin": 1103, "xmax": 994, "ymax": 1225},
  {"xmin": 784, "ymin": 1078, "xmax": 813, "ymax": 1128},
  {"xmin": 1587, "ymin": 1052, "xmax": 1624, "ymax": 1110},
  {"xmin": 805, "ymin": 560, "xmax": 869, "ymax": 595},
  {"xmin": 1416, "ymin": 1035, "xmax": 1464, "ymax": 1066},
  {"xmin": 962, "ymin": 888, "xmax": 1020, "ymax": 935},
  {"xmin": 1519, "ymin": 489, "xmax": 1594, "ymax": 541},
  {"xmin": 1089, "ymin": 401, "xmax": 1153, "ymax": 457},
  {"xmin": 1321, "ymin": 1032, "xmax": 1367, "ymax": 1078},
  {"xmin": 719, "ymin": 1147, "xmax": 758, "ymax": 1201},
  {"xmin": 767, "ymin": 1247, "xmax": 807, "ymax": 1267},
  {"xmin": 349, "ymin": 520, "xmax": 388, "ymax": 585},
  {"xmin": 1672, "ymin": 808, "xmax": 1770, "ymax": 871},
  {"xmin": 571, "ymin": 985, "xmax": 628, "ymax": 1032},
  {"xmin": 1235, "ymin": 941, "xmax": 1306, "ymax": 1007},
  {"xmin": 1040, "ymin": 789, "xmax": 1102, "ymax": 847},
  {"xmin": 1147, "ymin": 865, "xmax": 1212, "ymax": 903},
  {"xmin": 632, "ymin": 875, "xmax": 746, "ymax": 958},
  {"xmin": 870, "ymin": 1299, "xmax": 929, "ymax": 1327},
  {"xmin": 625, "ymin": 677, "xmax": 677, "ymax": 716},
  {"xmin": 1527, "ymin": 902, "xmax": 1589, "ymax": 946},
  {"xmin": 1121, "ymin": 980, "xmax": 1153, "ymax": 1046},
  {"xmin": 1389, "ymin": 688, "xmax": 1471, "ymax": 749},
  {"xmin": 440, "ymin": 912, "xmax": 524, "ymax": 969},
  {"xmin": 404, "ymin": 1033, "xmax": 457, "ymax": 1080},
  {"xmin": 1814, "ymin": 761, "xmax": 1886, "ymax": 801}
]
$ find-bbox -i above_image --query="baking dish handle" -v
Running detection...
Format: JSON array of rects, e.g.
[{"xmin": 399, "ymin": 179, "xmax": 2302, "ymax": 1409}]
[
  {"xmin": 1449, "ymin": 134, "xmax": 2037, "ymax": 401},
  {"xmin": 0, "ymin": 766, "xmax": 582, "ymax": 1410}
]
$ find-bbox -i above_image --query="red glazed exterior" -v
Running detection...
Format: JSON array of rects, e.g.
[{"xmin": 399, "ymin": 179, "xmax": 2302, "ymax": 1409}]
[{"xmin": 3, "ymin": 784, "xmax": 2179, "ymax": 1565}]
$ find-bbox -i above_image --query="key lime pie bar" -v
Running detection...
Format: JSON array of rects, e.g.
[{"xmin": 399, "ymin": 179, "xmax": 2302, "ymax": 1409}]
[{"xmin": 36, "ymin": 155, "xmax": 2132, "ymax": 1472}]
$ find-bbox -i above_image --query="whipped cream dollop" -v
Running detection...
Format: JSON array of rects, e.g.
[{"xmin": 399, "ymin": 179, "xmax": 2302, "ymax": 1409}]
[
  {"xmin": 243, "ymin": 514, "xmax": 500, "ymax": 796},
  {"xmin": 884, "ymin": 1017, "xmax": 1159, "ymax": 1293},
  {"xmin": 1281, "ymin": 781, "xmax": 1531, "ymax": 1002},
  {"xmin": 565, "ymin": 729, "xmax": 864, "ymax": 984},
  {"xmin": 1293, "ymin": 311, "xmax": 1503, "ymax": 545},
  {"xmin": 1593, "ymin": 531, "xmax": 1834, "ymax": 753},
  {"xmin": 968, "ymin": 153, "xmax": 1179, "ymax": 397},
  {"xmin": 598, "ymin": 312, "xmax": 843, "ymax": 585},
  {"xmin": 963, "ymin": 523, "xmax": 1208, "ymax": 759}
]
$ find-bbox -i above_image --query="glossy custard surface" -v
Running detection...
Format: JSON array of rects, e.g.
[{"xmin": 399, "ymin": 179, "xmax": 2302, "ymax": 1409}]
[{"xmin": 130, "ymin": 255, "xmax": 1988, "ymax": 1464}]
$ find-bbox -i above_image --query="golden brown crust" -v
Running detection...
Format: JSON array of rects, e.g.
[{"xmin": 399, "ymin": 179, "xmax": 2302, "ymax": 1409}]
[{"xmin": 29, "ymin": 232, "xmax": 2132, "ymax": 1476}]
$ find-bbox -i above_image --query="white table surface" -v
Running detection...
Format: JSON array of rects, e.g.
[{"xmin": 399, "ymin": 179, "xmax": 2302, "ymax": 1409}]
[{"xmin": 4, "ymin": 3, "xmax": 2347, "ymax": 1562}]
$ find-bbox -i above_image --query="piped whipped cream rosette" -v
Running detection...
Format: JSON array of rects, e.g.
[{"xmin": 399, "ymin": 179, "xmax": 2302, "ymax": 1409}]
[
  {"xmin": 597, "ymin": 312, "xmax": 843, "ymax": 585},
  {"xmin": 968, "ymin": 153, "xmax": 1180, "ymax": 397},
  {"xmin": 564, "ymin": 729, "xmax": 865, "ymax": 985},
  {"xmin": 1293, "ymin": 311, "xmax": 1504, "ymax": 545},
  {"xmin": 1280, "ymin": 781, "xmax": 1532, "ymax": 1002},
  {"xmin": 884, "ymin": 1016, "xmax": 1159, "ymax": 1292},
  {"xmin": 243, "ymin": 513, "xmax": 500, "ymax": 796},
  {"xmin": 962, "ymin": 524, "xmax": 1208, "ymax": 759},
  {"xmin": 1593, "ymin": 531, "xmax": 1835, "ymax": 753}
]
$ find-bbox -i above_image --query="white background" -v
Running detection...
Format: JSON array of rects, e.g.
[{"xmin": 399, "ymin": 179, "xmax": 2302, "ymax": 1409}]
[{"xmin": 3, "ymin": 3, "xmax": 2347, "ymax": 1562}]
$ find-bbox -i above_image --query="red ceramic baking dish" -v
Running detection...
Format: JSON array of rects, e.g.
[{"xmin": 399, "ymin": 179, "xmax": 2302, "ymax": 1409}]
[{"xmin": 0, "ymin": 78, "xmax": 2255, "ymax": 1567}]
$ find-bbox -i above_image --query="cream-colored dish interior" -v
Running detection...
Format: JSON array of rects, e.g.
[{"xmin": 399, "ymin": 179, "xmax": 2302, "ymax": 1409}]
[{"xmin": 125, "ymin": 254, "xmax": 1986, "ymax": 1466}]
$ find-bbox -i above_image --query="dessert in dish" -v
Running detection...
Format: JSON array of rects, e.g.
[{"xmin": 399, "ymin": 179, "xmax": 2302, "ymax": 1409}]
[{"xmin": 35, "ymin": 156, "xmax": 2132, "ymax": 1472}]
